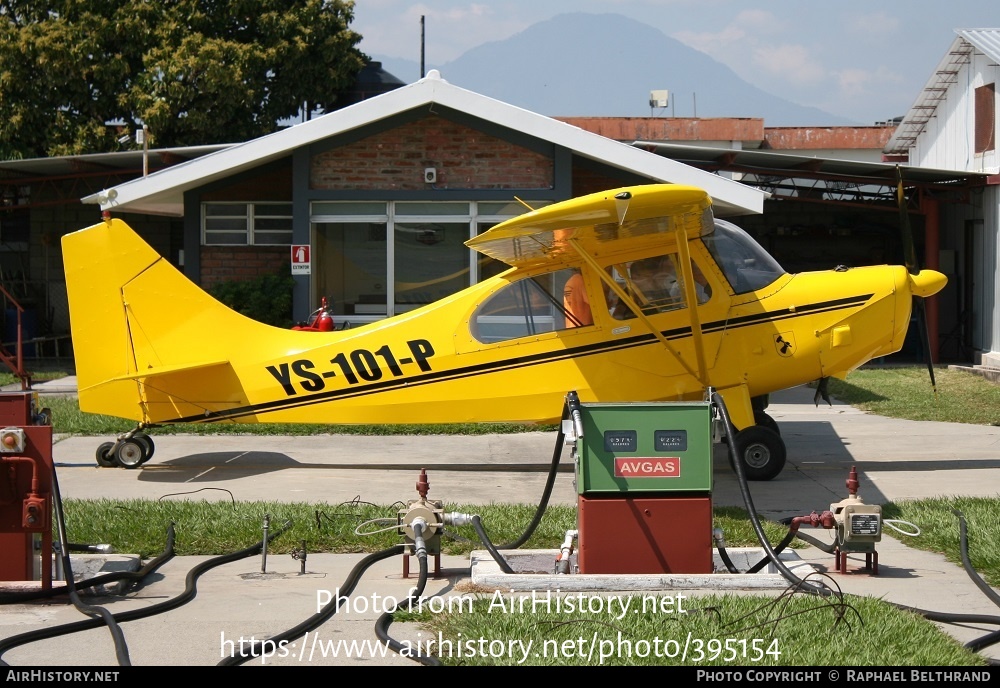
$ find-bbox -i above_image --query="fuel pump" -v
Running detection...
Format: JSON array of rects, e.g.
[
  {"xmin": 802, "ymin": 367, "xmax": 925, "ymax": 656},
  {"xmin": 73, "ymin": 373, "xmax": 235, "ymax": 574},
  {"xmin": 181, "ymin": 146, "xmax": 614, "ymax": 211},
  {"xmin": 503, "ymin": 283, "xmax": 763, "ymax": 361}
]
[{"xmin": 569, "ymin": 399, "xmax": 714, "ymax": 574}]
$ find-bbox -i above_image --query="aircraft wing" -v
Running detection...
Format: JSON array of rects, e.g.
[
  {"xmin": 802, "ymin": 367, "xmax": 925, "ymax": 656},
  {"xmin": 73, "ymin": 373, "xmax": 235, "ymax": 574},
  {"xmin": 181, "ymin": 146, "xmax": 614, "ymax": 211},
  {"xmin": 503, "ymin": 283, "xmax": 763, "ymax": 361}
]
[{"xmin": 466, "ymin": 184, "xmax": 713, "ymax": 268}]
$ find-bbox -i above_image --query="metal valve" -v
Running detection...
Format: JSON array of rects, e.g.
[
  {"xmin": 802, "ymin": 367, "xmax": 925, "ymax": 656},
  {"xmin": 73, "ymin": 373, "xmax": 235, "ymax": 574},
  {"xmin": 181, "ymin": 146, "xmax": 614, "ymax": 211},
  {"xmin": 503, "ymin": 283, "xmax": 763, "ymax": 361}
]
[
  {"xmin": 829, "ymin": 466, "xmax": 881, "ymax": 574},
  {"xmin": 830, "ymin": 466, "xmax": 882, "ymax": 547},
  {"xmin": 397, "ymin": 469, "xmax": 444, "ymax": 556}
]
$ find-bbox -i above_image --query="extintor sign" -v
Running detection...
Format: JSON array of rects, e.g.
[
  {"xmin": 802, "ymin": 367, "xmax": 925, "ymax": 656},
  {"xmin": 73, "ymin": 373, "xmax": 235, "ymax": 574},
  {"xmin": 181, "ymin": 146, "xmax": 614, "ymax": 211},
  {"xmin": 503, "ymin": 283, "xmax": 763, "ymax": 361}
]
[{"xmin": 291, "ymin": 245, "xmax": 311, "ymax": 275}]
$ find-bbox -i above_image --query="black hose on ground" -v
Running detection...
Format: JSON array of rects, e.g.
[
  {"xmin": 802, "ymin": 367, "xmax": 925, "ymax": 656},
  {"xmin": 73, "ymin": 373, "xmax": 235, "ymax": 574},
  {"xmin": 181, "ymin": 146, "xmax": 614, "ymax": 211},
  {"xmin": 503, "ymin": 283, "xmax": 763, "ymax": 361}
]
[
  {"xmin": 965, "ymin": 628, "xmax": 1000, "ymax": 654},
  {"xmin": 745, "ymin": 527, "xmax": 798, "ymax": 574},
  {"xmin": 50, "ymin": 465, "xmax": 132, "ymax": 665},
  {"xmin": 0, "ymin": 524, "xmax": 177, "ymax": 604},
  {"xmin": 713, "ymin": 528, "xmax": 739, "ymax": 573},
  {"xmin": 716, "ymin": 391, "xmax": 1000, "ymax": 663},
  {"xmin": 375, "ymin": 522, "xmax": 441, "ymax": 666},
  {"xmin": 472, "ymin": 515, "xmax": 514, "ymax": 573},
  {"xmin": 954, "ymin": 509, "xmax": 1000, "ymax": 611},
  {"xmin": 775, "ymin": 516, "xmax": 838, "ymax": 554},
  {"xmin": 0, "ymin": 521, "xmax": 292, "ymax": 666},
  {"xmin": 219, "ymin": 544, "xmax": 405, "ymax": 666},
  {"xmin": 498, "ymin": 397, "xmax": 572, "ymax": 551},
  {"xmin": 791, "ymin": 528, "xmax": 838, "ymax": 554},
  {"xmin": 712, "ymin": 390, "xmax": 834, "ymax": 598}
]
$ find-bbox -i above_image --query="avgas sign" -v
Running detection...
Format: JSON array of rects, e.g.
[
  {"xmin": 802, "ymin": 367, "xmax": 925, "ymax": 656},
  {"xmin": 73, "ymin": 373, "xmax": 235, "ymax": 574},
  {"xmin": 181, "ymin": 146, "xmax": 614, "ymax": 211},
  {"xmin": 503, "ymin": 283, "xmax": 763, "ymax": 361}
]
[{"xmin": 613, "ymin": 457, "xmax": 680, "ymax": 478}]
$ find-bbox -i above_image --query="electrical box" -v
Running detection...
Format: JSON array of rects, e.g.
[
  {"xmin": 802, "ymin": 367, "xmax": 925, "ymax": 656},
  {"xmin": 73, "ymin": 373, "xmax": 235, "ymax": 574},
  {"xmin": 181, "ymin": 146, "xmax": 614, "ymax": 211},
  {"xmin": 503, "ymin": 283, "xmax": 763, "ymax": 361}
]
[
  {"xmin": 649, "ymin": 90, "xmax": 669, "ymax": 108},
  {"xmin": 575, "ymin": 401, "xmax": 713, "ymax": 494},
  {"xmin": 832, "ymin": 498, "xmax": 882, "ymax": 551}
]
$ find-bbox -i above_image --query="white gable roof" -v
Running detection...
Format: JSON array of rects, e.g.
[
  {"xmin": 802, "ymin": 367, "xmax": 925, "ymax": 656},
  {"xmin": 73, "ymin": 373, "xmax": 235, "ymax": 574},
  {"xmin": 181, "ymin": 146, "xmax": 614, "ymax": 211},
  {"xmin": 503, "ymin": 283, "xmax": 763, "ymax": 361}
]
[
  {"xmin": 886, "ymin": 29, "xmax": 1000, "ymax": 155},
  {"xmin": 84, "ymin": 70, "xmax": 764, "ymax": 217}
]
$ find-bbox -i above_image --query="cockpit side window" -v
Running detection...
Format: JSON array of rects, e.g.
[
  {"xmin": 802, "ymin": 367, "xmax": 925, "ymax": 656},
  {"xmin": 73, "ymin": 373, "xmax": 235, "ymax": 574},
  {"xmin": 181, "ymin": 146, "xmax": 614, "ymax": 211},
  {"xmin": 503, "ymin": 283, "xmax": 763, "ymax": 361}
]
[
  {"xmin": 702, "ymin": 219, "xmax": 786, "ymax": 294},
  {"xmin": 604, "ymin": 252, "xmax": 712, "ymax": 320},
  {"xmin": 471, "ymin": 267, "xmax": 592, "ymax": 344}
]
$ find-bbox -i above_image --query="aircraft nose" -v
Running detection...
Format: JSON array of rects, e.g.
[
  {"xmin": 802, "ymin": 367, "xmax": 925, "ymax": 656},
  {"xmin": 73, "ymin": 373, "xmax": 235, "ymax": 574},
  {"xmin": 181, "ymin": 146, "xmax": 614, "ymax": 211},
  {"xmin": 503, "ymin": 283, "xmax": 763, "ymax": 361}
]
[{"xmin": 909, "ymin": 269, "xmax": 948, "ymax": 298}]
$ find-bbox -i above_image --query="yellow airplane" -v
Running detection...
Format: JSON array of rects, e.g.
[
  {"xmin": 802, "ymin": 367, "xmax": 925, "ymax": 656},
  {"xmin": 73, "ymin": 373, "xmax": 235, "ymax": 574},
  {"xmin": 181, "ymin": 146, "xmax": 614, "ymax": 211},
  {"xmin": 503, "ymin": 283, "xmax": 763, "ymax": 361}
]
[{"xmin": 62, "ymin": 184, "xmax": 946, "ymax": 480}]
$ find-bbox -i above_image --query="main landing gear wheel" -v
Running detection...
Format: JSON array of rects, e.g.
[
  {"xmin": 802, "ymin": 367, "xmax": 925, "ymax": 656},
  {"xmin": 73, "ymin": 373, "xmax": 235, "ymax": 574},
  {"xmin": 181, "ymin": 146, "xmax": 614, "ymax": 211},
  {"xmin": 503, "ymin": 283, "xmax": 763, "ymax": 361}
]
[
  {"xmin": 114, "ymin": 437, "xmax": 148, "ymax": 468},
  {"xmin": 96, "ymin": 442, "xmax": 117, "ymax": 468},
  {"xmin": 133, "ymin": 433, "xmax": 155, "ymax": 464},
  {"xmin": 733, "ymin": 425, "xmax": 786, "ymax": 481}
]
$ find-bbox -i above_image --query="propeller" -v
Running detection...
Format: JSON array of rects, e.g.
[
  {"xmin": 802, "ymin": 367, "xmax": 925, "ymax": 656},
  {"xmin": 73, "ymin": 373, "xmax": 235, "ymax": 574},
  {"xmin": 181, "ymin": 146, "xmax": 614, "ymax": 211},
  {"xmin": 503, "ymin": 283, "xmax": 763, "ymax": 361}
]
[
  {"xmin": 896, "ymin": 165, "xmax": 937, "ymax": 394},
  {"xmin": 813, "ymin": 376, "xmax": 832, "ymax": 407}
]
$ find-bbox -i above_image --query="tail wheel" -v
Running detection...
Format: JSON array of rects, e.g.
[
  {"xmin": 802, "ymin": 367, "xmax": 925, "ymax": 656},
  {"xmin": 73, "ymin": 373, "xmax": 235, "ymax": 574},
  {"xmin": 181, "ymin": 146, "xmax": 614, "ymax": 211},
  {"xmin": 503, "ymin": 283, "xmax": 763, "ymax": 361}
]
[
  {"xmin": 96, "ymin": 442, "xmax": 117, "ymax": 468},
  {"xmin": 114, "ymin": 438, "xmax": 147, "ymax": 468},
  {"xmin": 734, "ymin": 426, "xmax": 786, "ymax": 481}
]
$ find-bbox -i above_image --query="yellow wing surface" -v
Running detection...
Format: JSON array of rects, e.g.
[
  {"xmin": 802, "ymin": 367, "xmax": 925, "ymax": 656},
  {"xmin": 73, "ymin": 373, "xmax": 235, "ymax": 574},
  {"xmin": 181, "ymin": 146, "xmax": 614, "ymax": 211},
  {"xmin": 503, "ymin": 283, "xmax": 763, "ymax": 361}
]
[{"xmin": 467, "ymin": 184, "xmax": 713, "ymax": 268}]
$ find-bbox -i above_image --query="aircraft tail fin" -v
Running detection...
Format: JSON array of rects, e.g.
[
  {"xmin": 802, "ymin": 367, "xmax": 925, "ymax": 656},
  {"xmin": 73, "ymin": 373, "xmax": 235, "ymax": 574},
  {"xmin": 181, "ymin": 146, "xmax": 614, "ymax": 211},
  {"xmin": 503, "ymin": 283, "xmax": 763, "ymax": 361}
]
[{"xmin": 62, "ymin": 218, "xmax": 271, "ymax": 423}]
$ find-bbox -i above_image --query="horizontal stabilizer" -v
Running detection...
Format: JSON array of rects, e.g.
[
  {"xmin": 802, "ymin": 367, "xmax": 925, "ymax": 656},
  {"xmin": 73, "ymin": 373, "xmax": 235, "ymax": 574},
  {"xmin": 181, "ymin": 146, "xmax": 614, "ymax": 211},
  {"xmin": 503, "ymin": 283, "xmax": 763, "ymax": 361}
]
[{"xmin": 84, "ymin": 359, "xmax": 232, "ymax": 390}]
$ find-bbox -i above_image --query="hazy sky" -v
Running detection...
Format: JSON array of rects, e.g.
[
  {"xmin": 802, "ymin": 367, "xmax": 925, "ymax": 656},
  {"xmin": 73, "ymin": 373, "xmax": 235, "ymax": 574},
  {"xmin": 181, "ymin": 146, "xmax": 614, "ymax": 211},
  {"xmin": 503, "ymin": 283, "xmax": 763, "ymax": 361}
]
[{"xmin": 352, "ymin": 1, "xmax": 998, "ymax": 124}]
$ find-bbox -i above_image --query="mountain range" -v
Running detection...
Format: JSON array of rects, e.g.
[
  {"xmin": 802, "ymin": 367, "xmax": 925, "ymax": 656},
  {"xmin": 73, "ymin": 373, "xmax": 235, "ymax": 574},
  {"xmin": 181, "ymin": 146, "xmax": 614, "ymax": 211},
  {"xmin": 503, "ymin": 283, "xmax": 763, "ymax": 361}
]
[{"xmin": 369, "ymin": 12, "xmax": 856, "ymax": 127}]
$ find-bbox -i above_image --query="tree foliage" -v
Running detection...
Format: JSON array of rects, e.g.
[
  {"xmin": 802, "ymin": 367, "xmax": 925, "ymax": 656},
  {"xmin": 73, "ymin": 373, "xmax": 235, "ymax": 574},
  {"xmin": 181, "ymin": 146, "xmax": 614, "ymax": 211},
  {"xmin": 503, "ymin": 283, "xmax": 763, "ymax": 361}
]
[{"xmin": 0, "ymin": 0, "xmax": 366, "ymax": 158}]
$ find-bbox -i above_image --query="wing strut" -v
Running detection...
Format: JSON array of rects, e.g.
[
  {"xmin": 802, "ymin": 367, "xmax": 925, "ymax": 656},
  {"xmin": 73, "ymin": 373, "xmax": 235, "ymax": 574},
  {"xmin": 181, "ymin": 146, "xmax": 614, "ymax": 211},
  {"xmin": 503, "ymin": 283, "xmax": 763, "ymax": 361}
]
[
  {"xmin": 673, "ymin": 226, "xmax": 708, "ymax": 382},
  {"xmin": 566, "ymin": 238, "xmax": 707, "ymax": 387}
]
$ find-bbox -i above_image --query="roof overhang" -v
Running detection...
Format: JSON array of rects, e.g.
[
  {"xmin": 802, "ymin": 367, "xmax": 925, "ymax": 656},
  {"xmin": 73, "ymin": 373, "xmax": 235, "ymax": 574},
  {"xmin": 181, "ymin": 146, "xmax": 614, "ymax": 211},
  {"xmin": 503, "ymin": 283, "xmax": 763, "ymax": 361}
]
[
  {"xmin": 83, "ymin": 71, "xmax": 766, "ymax": 218},
  {"xmin": 0, "ymin": 145, "xmax": 230, "ymax": 182},
  {"xmin": 634, "ymin": 140, "xmax": 989, "ymax": 195}
]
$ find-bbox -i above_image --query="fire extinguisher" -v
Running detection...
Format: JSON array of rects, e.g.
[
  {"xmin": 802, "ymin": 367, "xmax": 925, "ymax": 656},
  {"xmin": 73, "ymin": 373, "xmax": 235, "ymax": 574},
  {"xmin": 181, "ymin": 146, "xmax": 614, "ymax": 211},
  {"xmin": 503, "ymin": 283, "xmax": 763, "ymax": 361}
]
[
  {"xmin": 292, "ymin": 297, "xmax": 335, "ymax": 332},
  {"xmin": 314, "ymin": 297, "xmax": 334, "ymax": 331}
]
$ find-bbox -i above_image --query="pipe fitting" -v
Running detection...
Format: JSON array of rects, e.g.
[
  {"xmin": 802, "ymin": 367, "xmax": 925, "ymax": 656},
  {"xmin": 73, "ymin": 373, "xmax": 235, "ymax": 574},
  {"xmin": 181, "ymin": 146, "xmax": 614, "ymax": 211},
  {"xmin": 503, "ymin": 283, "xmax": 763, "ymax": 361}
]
[{"xmin": 411, "ymin": 518, "xmax": 428, "ymax": 559}]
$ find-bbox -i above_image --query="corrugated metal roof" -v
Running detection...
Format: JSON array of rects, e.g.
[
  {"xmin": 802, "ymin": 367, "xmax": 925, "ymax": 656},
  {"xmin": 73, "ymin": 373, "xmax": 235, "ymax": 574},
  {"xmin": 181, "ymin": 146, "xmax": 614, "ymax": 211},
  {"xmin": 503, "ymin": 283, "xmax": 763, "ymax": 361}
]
[
  {"xmin": 961, "ymin": 28, "xmax": 1000, "ymax": 62},
  {"xmin": 634, "ymin": 141, "xmax": 985, "ymax": 187},
  {"xmin": 886, "ymin": 28, "xmax": 1000, "ymax": 155}
]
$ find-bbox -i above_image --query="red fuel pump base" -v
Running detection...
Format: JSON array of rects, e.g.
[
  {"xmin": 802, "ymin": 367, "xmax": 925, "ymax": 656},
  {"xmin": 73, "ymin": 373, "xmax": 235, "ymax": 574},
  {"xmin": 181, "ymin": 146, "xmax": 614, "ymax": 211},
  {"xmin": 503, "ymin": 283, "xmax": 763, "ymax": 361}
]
[
  {"xmin": 0, "ymin": 392, "xmax": 54, "ymax": 590},
  {"xmin": 577, "ymin": 494, "xmax": 713, "ymax": 574}
]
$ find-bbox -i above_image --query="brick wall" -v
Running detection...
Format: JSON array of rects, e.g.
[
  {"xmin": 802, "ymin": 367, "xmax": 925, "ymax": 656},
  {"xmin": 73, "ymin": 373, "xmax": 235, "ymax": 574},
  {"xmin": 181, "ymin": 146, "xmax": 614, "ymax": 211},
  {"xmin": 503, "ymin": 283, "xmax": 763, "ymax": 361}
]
[
  {"xmin": 200, "ymin": 246, "xmax": 287, "ymax": 289},
  {"xmin": 311, "ymin": 116, "xmax": 554, "ymax": 190}
]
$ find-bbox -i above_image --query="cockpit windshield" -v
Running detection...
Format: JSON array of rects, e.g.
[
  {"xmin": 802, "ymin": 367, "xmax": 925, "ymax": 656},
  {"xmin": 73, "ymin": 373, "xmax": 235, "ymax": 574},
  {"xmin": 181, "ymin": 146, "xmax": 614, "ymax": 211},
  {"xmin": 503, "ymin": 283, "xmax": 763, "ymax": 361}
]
[{"xmin": 702, "ymin": 219, "xmax": 786, "ymax": 294}]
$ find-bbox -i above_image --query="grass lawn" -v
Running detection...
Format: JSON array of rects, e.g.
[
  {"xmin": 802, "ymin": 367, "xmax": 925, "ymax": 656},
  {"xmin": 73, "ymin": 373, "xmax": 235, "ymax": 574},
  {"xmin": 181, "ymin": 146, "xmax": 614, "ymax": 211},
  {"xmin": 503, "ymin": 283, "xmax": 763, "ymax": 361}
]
[{"xmin": 826, "ymin": 365, "xmax": 1000, "ymax": 425}]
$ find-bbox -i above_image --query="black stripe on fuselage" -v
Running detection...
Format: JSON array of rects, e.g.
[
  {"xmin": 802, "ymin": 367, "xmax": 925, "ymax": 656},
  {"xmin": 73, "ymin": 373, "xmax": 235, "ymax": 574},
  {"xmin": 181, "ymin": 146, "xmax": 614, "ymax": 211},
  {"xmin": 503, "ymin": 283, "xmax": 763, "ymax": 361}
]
[{"xmin": 170, "ymin": 293, "xmax": 873, "ymax": 423}]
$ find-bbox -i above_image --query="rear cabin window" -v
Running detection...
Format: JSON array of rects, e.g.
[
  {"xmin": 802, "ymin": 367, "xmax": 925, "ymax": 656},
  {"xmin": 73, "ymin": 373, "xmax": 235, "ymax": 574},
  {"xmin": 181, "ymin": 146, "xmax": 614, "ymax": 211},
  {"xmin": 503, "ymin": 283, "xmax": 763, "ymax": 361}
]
[{"xmin": 471, "ymin": 268, "xmax": 592, "ymax": 343}]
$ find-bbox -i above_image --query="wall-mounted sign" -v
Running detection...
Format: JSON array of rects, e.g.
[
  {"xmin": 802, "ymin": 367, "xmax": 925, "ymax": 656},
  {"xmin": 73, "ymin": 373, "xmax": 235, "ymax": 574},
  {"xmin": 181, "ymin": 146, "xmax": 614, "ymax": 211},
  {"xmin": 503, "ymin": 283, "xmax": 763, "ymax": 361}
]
[{"xmin": 291, "ymin": 245, "xmax": 311, "ymax": 275}]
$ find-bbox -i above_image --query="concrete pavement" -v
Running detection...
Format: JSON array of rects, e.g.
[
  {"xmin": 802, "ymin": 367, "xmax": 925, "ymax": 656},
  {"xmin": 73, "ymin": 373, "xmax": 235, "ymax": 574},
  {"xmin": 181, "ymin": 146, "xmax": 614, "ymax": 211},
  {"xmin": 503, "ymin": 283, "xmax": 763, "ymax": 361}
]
[{"xmin": 2, "ymin": 380, "xmax": 1000, "ymax": 666}]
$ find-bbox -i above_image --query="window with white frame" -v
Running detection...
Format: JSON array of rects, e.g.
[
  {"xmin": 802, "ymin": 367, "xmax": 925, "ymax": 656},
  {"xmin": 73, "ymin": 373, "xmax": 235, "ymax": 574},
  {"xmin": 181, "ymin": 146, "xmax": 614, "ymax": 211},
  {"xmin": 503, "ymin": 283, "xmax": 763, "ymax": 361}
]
[
  {"xmin": 202, "ymin": 202, "xmax": 293, "ymax": 245},
  {"xmin": 309, "ymin": 200, "xmax": 546, "ymax": 320}
]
